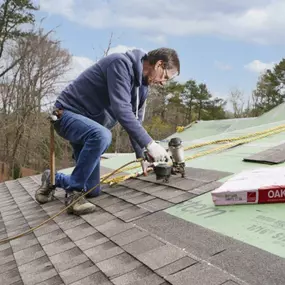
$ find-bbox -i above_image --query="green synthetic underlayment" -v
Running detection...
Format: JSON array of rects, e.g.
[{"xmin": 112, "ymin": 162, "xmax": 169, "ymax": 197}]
[
  {"xmin": 162, "ymin": 130, "xmax": 285, "ymax": 258},
  {"xmin": 167, "ymin": 101, "xmax": 285, "ymax": 144},
  {"xmin": 101, "ymin": 103, "xmax": 285, "ymax": 172},
  {"xmin": 165, "ymin": 192, "xmax": 285, "ymax": 259},
  {"xmin": 100, "ymin": 127, "xmax": 285, "ymax": 174}
]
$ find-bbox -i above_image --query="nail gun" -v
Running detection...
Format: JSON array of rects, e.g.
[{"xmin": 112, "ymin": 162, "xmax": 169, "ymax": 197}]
[
  {"xmin": 143, "ymin": 137, "xmax": 185, "ymax": 183},
  {"xmin": 168, "ymin": 137, "xmax": 185, "ymax": 178}
]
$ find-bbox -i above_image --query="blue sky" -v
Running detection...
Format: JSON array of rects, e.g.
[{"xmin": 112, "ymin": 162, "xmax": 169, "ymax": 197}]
[{"xmin": 36, "ymin": 0, "xmax": 285, "ymax": 108}]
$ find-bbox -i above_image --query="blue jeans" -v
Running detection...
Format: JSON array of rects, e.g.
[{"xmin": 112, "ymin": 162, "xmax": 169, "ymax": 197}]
[{"xmin": 53, "ymin": 110, "xmax": 112, "ymax": 197}]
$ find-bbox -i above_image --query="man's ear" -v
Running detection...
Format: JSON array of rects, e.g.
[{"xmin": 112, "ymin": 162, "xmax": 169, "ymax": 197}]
[{"xmin": 154, "ymin": 60, "xmax": 163, "ymax": 70}]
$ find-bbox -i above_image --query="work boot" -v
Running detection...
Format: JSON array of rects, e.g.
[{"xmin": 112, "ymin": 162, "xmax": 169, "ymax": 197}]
[
  {"xmin": 65, "ymin": 191, "xmax": 96, "ymax": 215},
  {"xmin": 35, "ymin": 170, "xmax": 56, "ymax": 204}
]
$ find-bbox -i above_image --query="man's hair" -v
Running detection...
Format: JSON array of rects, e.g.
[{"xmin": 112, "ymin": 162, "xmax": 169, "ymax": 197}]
[{"xmin": 146, "ymin": 48, "xmax": 180, "ymax": 75}]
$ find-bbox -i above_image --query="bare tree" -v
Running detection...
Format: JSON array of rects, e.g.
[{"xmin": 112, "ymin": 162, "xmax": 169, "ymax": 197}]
[
  {"xmin": 103, "ymin": 32, "xmax": 114, "ymax": 57},
  {"xmin": 0, "ymin": 26, "xmax": 71, "ymax": 178},
  {"xmin": 229, "ymin": 88, "xmax": 245, "ymax": 118}
]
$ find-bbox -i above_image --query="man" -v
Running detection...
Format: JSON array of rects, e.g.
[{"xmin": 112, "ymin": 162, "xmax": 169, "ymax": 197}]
[{"xmin": 35, "ymin": 47, "xmax": 180, "ymax": 215}]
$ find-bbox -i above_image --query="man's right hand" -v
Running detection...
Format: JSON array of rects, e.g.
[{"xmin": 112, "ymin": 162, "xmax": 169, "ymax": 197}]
[{"xmin": 146, "ymin": 141, "xmax": 170, "ymax": 162}]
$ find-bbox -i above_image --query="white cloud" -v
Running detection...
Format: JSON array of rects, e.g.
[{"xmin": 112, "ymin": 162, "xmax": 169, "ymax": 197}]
[
  {"xmin": 39, "ymin": 0, "xmax": 74, "ymax": 18},
  {"xmin": 39, "ymin": 0, "xmax": 285, "ymax": 45},
  {"xmin": 60, "ymin": 56, "xmax": 94, "ymax": 83},
  {"xmin": 214, "ymin": 61, "xmax": 232, "ymax": 70},
  {"xmin": 108, "ymin": 45, "xmax": 138, "ymax": 54},
  {"xmin": 244, "ymin": 60, "xmax": 275, "ymax": 73}
]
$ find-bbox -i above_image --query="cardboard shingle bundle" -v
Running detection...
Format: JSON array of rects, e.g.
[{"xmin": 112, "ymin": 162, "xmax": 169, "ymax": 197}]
[{"xmin": 212, "ymin": 167, "xmax": 285, "ymax": 205}]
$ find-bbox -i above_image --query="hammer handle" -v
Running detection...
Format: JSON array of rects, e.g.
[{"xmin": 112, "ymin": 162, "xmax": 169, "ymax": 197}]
[{"xmin": 50, "ymin": 122, "xmax": 55, "ymax": 186}]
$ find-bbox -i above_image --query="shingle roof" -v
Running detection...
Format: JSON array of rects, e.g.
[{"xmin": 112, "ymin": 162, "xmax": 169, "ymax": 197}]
[
  {"xmin": 0, "ymin": 164, "xmax": 249, "ymax": 285},
  {"xmin": 2, "ymin": 104, "xmax": 285, "ymax": 285}
]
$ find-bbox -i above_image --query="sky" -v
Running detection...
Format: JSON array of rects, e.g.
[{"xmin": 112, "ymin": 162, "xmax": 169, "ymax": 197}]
[{"xmin": 35, "ymin": 0, "xmax": 285, "ymax": 108}]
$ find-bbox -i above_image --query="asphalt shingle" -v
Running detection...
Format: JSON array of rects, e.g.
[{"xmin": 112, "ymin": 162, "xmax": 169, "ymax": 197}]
[
  {"xmin": 7, "ymin": 224, "xmax": 31, "ymax": 238},
  {"xmin": 137, "ymin": 173, "xmax": 207, "ymax": 191},
  {"xmin": 189, "ymin": 181, "xmax": 222, "ymax": 195},
  {"xmin": 59, "ymin": 260, "xmax": 99, "ymax": 284},
  {"xmin": 136, "ymin": 244, "xmax": 187, "ymax": 270},
  {"xmin": 123, "ymin": 235, "xmax": 165, "ymax": 257},
  {"xmin": 151, "ymin": 187, "xmax": 186, "ymax": 200},
  {"xmin": 243, "ymin": 142, "xmax": 285, "ymax": 164},
  {"xmin": 92, "ymin": 196, "xmax": 122, "ymax": 208},
  {"xmin": 41, "ymin": 201, "xmax": 65, "ymax": 216},
  {"xmin": 167, "ymin": 177, "xmax": 208, "ymax": 191},
  {"xmin": 114, "ymin": 205, "xmax": 150, "ymax": 222},
  {"xmin": 69, "ymin": 271, "xmax": 113, "ymax": 285},
  {"xmin": 18, "ymin": 255, "xmax": 58, "ymax": 285},
  {"xmin": 208, "ymin": 245, "xmax": 285, "ymax": 285},
  {"xmin": 25, "ymin": 212, "xmax": 50, "ymax": 227},
  {"xmin": 0, "ymin": 268, "xmax": 22, "ymax": 285},
  {"xmin": 110, "ymin": 227, "xmax": 149, "ymax": 246},
  {"xmin": 138, "ymin": 198, "xmax": 174, "ymax": 212},
  {"xmin": 102, "ymin": 185, "xmax": 126, "ymax": 194},
  {"xmin": 82, "ymin": 210, "xmax": 116, "ymax": 227},
  {"xmin": 165, "ymin": 262, "xmax": 230, "ymax": 285},
  {"xmin": 54, "ymin": 214, "xmax": 86, "ymax": 231},
  {"xmin": 136, "ymin": 184, "xmax": 169, "ymax": 195},
  {"xmin": 104, "ymin": 186, "xmax": 134, "ymax": 198},
  {"xmin": 84, "ymin": 241, "xmax": 124, "ymax": 263},
  {"xmin": 9, "ymin": 233, "xmax": 38, "ymax": 252},
  {"xmin": 184, "ymin": 167, "xmax": 232, "ymax": 181},
  {"xmin": 155, "ymin": 256, "xmax": 197, "ymax": 277},
  {"xmin": 64, "ymin": 222, "xmax": 97, "ymax": 242},
  {"xmin": 49, "ymin": 247, "xmax": 89, "ymax": 272},
  {"xmin": 111, "ymin": 265, "xmax": 164, "ymax": 285},
  {"xmin": 37, "ymin": 229, "xmax": 67, "ymax": 246},
  {"xmin": 0, "ymin": 247, "xmax": 15, "ymax": 266},
  {"xmin": 4, "ymin": 217, "xmax": 26, "ymax": 230},
  {"xmin": 14, "ymin": 243, "xmax": 46, "ymax": 266},
  {"xmin": 74, "ymin": 232, "xmax": 109, "ymax": 251},
  {"xmin": 96, "ymin": 218, "xmax": 133, "ymax": 237},
  {"xmin": 35, "ymin": 275, "xmax": 64, "ymax": 285},
  {"xmin": 124, "ymin": 192, "xmax": 156, "ymax": 204},
  {"xmin": 116, "ymin": 189, "xmax": 143, "ymax": 200},
  {"xmin": 33, "ymin": 221, "xmax": 60, "ymax": 237},
  {"xmin": 43, "ymin": 237, "xmax": 75, "ymax": 256},
  {"xmin": 168, "ymin": 192, "xmax": 196, "ymax": 203},
  {"xmin": 135, "ymin": 211, "xmax": 231, "ymax": 260},
  {"xmin": 0, "ymin": 260, "xmax": 18, "ymax": 274},
  {"xmin": 2, "ymin": 211, "xmax": 23, "ymax": 222},
  {"xmin": 104, "ymin": 200, "xmax": 134, "ymax": 214},
  {"xmin": 20, "ymin": 204, "xmax": 43, "ymax": 216},
  {"xmin": 96, "ymin": 252, "xmax": 142, "ymax": 278},
  {"xmin": 119, "ymin": 178, "xmax": 148, "ymax": 189},
  {"xmin": 0, "ymin": 224, "xmax": 7, "ymax": 245}
]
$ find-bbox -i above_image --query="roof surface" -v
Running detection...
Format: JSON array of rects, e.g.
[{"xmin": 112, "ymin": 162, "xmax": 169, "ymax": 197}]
[{"xmin": 2, "ymin": 104, "xmax": 285, "ymax": 285}]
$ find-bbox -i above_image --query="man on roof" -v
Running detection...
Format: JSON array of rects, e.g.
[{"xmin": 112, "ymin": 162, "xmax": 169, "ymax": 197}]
[{"xmin": 35, "ymin": 47, "xmax": 180, "ymax": 215}]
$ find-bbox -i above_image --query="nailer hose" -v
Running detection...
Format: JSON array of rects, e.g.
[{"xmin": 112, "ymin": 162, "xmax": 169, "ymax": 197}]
[{"xmin": 0, "ymin": 158, "xmax": 142, "ymax": 245}]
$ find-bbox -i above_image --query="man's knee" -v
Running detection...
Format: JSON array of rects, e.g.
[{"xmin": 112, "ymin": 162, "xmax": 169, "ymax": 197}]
[
  {"xmin": 100, "ymin": 128, "xmax": 112, "ymax": 148},
  {"xmin": 89, "ymin": 126, "xmax": 112, "ymax": 149}
]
